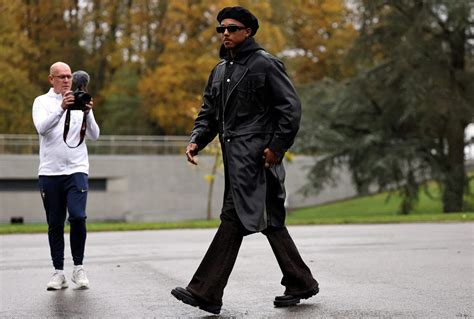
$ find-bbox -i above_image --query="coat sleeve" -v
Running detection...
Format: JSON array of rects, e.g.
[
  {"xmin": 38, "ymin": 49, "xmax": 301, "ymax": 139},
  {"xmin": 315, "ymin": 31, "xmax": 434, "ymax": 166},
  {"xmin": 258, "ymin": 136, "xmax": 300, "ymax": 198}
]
[
  {"xmin": 266, "ymin": 57, "xmax": 302, "ymax": 157},
  {"xmin": 85, "ymin": 110, "xmax": 100, "ymax": 141},
  {"xmin": 189, "ymin": 69, "xmax": 219, "ymax": 152}
]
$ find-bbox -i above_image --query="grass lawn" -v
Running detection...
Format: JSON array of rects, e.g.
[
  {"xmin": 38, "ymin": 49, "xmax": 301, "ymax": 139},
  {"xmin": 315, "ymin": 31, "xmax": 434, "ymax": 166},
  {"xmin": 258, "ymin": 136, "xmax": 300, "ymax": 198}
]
[
  {"xmin": 1, "ymin": 180, "xmax": 473, "ymax": 234},
  {"xmin": 287, "ymin": 179, "xmax": 474, "ymax": 224}
]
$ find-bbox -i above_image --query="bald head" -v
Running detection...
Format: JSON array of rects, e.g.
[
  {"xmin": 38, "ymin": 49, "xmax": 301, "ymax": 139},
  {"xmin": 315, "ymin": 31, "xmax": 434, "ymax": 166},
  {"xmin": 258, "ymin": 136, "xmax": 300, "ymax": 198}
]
[
  {"xmin": 48, "ymin": 62, "xmax": 72, "ymax": 95},
  {"xmin": 50, "ymin": 62, "xmax": 71, "ymax": 76}
]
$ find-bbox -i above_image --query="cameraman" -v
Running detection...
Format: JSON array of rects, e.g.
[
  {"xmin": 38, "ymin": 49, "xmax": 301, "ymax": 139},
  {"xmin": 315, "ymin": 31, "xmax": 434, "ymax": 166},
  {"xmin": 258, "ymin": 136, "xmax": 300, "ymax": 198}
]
[{"xmin": 32, "ymin": 61, "xmax": 100, "ymax": 290}]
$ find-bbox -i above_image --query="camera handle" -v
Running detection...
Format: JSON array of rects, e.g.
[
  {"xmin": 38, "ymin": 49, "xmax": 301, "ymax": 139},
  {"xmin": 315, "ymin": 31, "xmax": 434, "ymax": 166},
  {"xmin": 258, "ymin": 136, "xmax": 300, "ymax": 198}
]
[{"xmin": 63, "ymin": 109, "xmax": 87, "ymax": 148}]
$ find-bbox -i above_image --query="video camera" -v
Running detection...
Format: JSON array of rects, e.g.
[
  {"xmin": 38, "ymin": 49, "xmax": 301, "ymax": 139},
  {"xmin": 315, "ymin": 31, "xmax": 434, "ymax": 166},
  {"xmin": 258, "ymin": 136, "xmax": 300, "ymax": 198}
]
[{"xmin": 70, "ymin": 70, "xmax": 92, "ymax": 111}]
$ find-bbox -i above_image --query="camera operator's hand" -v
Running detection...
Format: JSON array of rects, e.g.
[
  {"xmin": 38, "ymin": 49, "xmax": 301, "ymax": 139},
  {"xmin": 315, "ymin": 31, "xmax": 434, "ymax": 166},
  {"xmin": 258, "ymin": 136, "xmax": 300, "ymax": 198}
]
[
  {"xmin": 84, "ymin": 98, "xmax": 93, "ymax": 114},
  {"xmin": 61, "ymin": 91, "xmax": 74, "ymax": 110}
]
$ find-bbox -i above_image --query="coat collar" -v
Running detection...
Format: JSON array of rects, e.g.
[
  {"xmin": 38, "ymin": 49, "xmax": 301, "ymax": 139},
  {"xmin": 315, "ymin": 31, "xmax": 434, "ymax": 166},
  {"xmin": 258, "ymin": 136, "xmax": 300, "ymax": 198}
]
[
  {"xmin": 219, "ymin": 37, "xmax": 264, "ymax": 63},
  {"xmin": 46, "ymin": 88, "xmax": 63, "ymax": 100}
]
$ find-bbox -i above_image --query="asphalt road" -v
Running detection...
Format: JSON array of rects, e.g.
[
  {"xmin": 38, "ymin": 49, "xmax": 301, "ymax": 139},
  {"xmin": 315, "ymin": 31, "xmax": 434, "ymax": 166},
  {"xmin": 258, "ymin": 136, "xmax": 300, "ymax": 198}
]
[{"xmin": 1, "ymin": 223, "xmax": 473, "ymax": 318}]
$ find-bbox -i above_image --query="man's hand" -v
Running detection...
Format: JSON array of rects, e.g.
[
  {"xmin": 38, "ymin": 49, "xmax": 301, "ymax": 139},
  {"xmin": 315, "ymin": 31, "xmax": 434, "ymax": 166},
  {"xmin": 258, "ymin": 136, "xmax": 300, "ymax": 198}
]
[
  {"xmin": 263, "ymin": 148, "xmax": 279, "ymax": 168},
  {"xmin": 84, "ymin": 98, "xmax": 93, "ymax": 114},
  {"xmin": 61, "ymin": 91, "xmax": 74, "ymax": 110},
  {"xmin": 186, "ymin": 143, "xmax": 199, "ymax": 165}
]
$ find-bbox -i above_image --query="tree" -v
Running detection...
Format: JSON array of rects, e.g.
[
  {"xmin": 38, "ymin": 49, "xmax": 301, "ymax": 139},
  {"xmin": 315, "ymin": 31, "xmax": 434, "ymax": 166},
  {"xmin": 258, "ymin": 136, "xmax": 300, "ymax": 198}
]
[
  {"xmin": 1, "ymin": 0, "xmax": 358, "ymax": 136},
  {"xmin": 298, "ymin": 0, "xmax": 474, "ymax": 213},
  {"xmin": 0, "ymin": 0, "xmax": 40, "ymax": 134},
  {"xmin": 22, "ymin": 0, "xmax": 86, "ymax": 91},
  {"xmin": 270, "ymin": 0, "xmax": 357, "ymax": 84},
  {"xmin": 76, "ymin": 0, "xmax": 169, "ymax": 132},
  {"xmin": 138, "ymin": 0, "xmax": 286, "ymax": 135},
  {"xmin": 204, "ymin": 141, "xmax": 223, "ymax": 220},
  {"xmin": 99, "ymin": 65, "xmax": 160, "ymax": 135}
]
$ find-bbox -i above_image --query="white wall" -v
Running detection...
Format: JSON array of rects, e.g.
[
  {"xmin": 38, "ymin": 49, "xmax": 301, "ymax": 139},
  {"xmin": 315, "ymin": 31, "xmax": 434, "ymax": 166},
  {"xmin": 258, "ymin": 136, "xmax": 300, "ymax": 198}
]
[{"xmin": 0, "ymin": 154, "xmax": 361, "ymax": 223}]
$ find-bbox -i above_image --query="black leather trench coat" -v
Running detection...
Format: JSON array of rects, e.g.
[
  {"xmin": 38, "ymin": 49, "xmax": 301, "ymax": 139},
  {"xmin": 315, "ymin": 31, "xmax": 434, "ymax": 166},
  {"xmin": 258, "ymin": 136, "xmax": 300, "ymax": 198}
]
[{"xmin": 190, "ymin": 38, "xmax": 301, "ymax": 232}]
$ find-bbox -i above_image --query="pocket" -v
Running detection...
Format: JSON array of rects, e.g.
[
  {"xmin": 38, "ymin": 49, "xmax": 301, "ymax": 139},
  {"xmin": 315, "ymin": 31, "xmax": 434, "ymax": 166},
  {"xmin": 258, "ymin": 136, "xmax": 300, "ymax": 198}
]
[
  {"xmin": 38, "ymin": 177, "xmax": 46, "ymax": 201},
  {"xmin": 38, "ymin": 177, "xmax": 49, "ymax": 212},
  {"xmin": 236, "ymin": 74, "xmax": 266, "ymax": 117}
]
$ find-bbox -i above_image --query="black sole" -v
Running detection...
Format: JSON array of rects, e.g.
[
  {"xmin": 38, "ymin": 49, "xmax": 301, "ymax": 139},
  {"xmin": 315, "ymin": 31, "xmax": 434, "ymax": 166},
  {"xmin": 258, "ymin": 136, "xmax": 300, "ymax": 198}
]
[{"xmin": 274, "ymin": 298, "xmax": 300, "ymax": 307}]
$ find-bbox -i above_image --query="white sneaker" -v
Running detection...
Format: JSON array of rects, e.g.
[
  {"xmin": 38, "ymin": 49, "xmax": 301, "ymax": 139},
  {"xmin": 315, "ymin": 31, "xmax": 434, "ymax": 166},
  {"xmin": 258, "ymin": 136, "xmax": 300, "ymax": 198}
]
[
  {"xmin": 72, "ymin": 266, "xmax": 89, "ymax": 289},
  {"xmin": 46, "ymin": 272, "xmax": 68, "ymax": 291}
]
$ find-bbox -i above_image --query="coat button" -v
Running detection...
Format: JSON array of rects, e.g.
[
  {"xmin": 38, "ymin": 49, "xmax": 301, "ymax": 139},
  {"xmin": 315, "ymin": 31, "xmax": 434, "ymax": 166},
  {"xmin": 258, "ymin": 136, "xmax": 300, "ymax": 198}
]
[
  {"xmin": 226, "ymin": 78, "xmax": 230, "ymax": 82},
  {"xmin": 226, "ymin": 139, "xmax": 231, "ymax": 142}
]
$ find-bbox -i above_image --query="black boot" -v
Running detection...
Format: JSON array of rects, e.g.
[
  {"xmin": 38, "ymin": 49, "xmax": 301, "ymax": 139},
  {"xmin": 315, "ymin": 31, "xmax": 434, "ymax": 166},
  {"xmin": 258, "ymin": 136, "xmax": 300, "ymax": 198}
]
[
  {"xmin": 171, "ymin": 287, "xmax": 221, "ymax": 314},
  {"xmin": 273, "ymin": 286, "xmax": 319, "ymax": 307}
]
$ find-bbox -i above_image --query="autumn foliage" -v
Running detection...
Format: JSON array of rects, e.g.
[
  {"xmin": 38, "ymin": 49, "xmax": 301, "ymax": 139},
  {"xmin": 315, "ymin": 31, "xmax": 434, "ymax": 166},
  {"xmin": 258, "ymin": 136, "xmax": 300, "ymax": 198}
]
[{"xmin": 0, "ymin": 0, "xmax": 353, "ymax": 135}]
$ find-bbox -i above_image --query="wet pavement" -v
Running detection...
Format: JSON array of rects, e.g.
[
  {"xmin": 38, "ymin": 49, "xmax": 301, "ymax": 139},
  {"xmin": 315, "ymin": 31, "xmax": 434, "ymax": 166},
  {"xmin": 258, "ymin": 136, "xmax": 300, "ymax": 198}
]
[{"xmin": 0, "ymin": 223, "xmax": 473, "ymax": 318}]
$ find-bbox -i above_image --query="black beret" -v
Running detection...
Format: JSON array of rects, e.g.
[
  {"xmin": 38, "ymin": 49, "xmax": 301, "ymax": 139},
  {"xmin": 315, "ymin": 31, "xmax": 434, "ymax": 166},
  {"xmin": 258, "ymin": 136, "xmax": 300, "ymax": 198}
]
[{"xmin": 217, "ymin": 6, "xmax": 259, "ymax": 36}]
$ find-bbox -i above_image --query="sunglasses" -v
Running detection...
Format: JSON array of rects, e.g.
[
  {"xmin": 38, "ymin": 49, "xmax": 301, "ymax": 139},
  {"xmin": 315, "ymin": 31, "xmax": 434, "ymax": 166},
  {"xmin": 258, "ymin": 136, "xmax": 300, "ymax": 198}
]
[{"xmin": 216, "ymin": 25, "xmax": 247, "ymax": 33}]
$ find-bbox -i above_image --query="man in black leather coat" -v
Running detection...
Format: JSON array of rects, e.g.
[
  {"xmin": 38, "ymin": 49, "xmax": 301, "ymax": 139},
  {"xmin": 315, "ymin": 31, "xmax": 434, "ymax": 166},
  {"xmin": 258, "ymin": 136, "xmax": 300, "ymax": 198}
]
[{"xmin": 171, "ymin": 6, "xmax": 319, "ymax": 315}]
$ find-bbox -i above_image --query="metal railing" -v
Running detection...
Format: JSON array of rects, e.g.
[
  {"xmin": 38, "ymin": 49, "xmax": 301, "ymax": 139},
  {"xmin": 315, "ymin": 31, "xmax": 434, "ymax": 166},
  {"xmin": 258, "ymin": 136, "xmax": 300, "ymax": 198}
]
[
  {"xmin": 1, "ymin": 134, "xmax": 473, "ymax": 159},
  {"xmin": 0, "ymin": 134, "xmax": 192, "ymax": 155}
]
